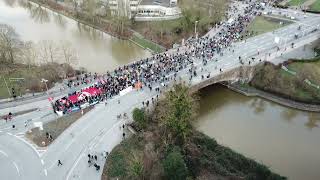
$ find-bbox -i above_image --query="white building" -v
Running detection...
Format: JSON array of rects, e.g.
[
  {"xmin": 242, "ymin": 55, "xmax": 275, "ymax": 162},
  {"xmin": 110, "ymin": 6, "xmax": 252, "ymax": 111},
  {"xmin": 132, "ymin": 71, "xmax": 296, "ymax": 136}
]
[{"xmin": 105, "ymin": 0, "xmax": 181, "ymax": 21}]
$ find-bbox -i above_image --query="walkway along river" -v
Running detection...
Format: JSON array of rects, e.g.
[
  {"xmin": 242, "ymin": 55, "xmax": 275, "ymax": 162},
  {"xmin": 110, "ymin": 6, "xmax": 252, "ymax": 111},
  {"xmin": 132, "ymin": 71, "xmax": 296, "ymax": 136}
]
[
  {"xmin": 195, "ymin": 84, "xmax": 320, "ymax": 180},
  {"xmin": 0, "ymin": 0, "xmax": 151, "ymax": 73}
]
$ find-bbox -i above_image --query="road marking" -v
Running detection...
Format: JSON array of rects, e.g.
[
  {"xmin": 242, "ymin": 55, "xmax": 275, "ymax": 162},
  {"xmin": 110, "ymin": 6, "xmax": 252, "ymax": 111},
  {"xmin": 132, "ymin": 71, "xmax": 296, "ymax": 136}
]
[
  {"xmin": 41, "ymin": 159, "xmax": 44, "ymax": 165},
  {"xmin": 0, "ymin": 150, "xmax": 8, "ymax": 157},
  {"xmin": 66, "ymin": 153, "xmax": 85, "ymax": 180},
  {"xmin": 7, "ymin": 132, "xmax": 12, "ymax": 136},
  {"xmin": 44, "ymin": 169, "xmax": 47, "ymax": 176},
  {"xmin": 6, "ymin": 133, "xmax": 42, "ymax": 158},
  {"xmin": 13, "ymin": 162, "xmax": 20, "ymax": 176}
]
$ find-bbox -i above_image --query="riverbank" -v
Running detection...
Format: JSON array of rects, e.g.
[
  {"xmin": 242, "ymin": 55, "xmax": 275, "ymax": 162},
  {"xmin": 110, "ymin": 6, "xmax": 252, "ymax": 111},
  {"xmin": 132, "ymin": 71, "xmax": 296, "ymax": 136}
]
[
  {"xmin": 102, "ymin": 84, "xmax": 285, "ymax": 180},
  {"xmin": 27, "ymin": 0, "xmax": 165, "ymax": 53},
  {"xmin": 222, "ymin": 82, "xmax": 320, "ymax": 112},
  {"xmin": 0, "ymin": 62, "xmax": 75, "ymax": 99}
]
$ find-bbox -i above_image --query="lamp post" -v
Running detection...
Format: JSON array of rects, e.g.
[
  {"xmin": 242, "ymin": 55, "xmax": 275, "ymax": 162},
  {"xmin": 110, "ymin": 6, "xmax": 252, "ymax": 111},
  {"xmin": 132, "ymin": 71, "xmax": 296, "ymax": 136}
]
[{"xmin": 195, "ymin": 20, "xmax": 199, "ymax": 39}]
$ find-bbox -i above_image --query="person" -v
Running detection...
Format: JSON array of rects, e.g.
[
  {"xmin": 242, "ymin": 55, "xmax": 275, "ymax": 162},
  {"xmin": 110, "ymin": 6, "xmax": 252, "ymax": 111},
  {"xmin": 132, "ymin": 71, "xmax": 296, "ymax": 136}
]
[
  {"xmin": 58, "ymin": 160, "xmax": 63, "ymax": 166},
  {"xmin": 122, "ymin": 132, "xmax": 126, "ymax": 139},
  {"xmin": 94, "ymin": 155, "xmax": 97, "ymax": 161}
]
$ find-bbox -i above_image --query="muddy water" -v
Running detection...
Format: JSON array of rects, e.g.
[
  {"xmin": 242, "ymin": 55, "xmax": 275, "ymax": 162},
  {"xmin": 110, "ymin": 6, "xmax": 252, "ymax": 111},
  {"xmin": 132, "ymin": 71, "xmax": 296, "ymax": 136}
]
[
  {"xmin": 0, "ymin": 0, "xmax": 151, "ymax": 73},
  {"xmin": 195, "ymin": 85, "xmax": 320, "ymax": 180}
]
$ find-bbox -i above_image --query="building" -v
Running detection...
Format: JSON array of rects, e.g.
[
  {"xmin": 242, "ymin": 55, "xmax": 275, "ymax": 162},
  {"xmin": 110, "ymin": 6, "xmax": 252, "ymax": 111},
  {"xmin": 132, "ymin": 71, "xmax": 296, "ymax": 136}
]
[{"xmin": 105, "ymin": 0, "xmax": 181, "ymax": 21}]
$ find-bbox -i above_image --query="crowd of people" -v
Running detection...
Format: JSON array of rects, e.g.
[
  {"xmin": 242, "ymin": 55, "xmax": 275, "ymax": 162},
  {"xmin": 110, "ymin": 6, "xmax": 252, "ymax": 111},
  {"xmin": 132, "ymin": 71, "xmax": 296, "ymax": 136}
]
[{"xmin": 52, "ymin": 0, "xmax": 267, "ymax": 115}]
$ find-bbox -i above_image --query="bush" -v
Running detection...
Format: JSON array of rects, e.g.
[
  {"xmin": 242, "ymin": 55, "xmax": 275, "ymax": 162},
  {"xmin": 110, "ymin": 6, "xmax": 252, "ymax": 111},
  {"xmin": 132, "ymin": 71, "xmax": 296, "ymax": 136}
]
[
  {"xmin": 132, "ymin": 108, "xmax": 146, "ymax": 129},
  {"xmin": 163, "ymin": 146, "xmax": 188, "ymax": 180}
]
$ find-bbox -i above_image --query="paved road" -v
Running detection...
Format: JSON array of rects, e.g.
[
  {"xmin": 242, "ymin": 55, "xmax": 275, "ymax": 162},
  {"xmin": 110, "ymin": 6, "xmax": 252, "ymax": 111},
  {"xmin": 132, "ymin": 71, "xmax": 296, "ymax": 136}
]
[
  {"xmin": 0, "ymin": 2, "xmax": 319, "ymax": 180},
  {"xmin": 0, "ymin": 133, "xmax": 46, "ymax": 180}
]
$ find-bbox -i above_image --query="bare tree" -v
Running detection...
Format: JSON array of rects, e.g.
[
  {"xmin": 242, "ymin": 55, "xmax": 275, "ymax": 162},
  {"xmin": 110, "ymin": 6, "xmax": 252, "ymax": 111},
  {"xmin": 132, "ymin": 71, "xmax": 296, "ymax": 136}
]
[
  {"xmin": 60, "ymin": 41, "xmax": 78, "ymax": 66},
  {"xmin": 0, "ymin": 24, "xmax": 21, "ymax": 64}
]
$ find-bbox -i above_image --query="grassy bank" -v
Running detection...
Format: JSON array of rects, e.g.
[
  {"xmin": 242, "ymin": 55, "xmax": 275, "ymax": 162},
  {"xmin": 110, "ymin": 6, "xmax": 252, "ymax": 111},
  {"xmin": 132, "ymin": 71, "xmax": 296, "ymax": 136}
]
[
  {"xmin": 310, "ymin": 0, "xmax": 320, "ymax": 11},
  {"xmin": 102, "ymin": 84, "xmax": 284, "ymax": 180},
  {"xmin": 0, "ymin": 63, "xmax": 74, "ymax": 99},
  {"xmin": 26, "ymin": 107, "xmax": 92, "ymax": 147},
  {"xmin": 250, "ymin": 57, "xmax": 320, "ymax": 104},
  {"xmin": 287, "ymin": 0, "xmax": 307, "ymax": 6},
  {"xmin": 243, "ymin": 16, "xmax": 292, "ymax": 39},
  {"xmin": 130, "ymin": 34, "xmax": 165, "ymax": 53}
]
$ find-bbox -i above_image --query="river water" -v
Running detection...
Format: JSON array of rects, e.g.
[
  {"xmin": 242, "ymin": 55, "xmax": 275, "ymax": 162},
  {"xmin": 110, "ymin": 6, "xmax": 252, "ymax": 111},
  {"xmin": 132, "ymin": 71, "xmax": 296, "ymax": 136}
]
[
  {"xmin": 0, "ymin": 0, "xmax": 150, "ymax": 73},
  {"xmin": 195, "ymin": 85, "xmax": 320, "ymax": 180},
  {"xmin": 1, "ymin": 1, "xmax": 320, "ymax": 180}
]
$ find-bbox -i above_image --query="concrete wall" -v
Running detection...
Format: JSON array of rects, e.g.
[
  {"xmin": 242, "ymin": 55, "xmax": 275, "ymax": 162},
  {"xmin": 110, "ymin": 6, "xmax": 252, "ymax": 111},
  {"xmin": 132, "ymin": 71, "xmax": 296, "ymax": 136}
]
[{"xmin": 190, "ymin": 65, "xmax": 257, "ymax": 92}]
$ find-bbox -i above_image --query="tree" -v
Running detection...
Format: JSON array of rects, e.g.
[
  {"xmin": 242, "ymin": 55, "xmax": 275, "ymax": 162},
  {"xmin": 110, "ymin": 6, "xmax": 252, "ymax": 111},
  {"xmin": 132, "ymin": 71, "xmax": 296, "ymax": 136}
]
[
  {"xmin": 132, "ymin": 108, "xmax": 146, "ymax": 129},
  {"xmin": 60, "ymin": 41, "xmax": 78, "ymax": 66},
  {"xmin": 0, "ymin": 24, "xmax": 20, "ymax": 64},
  {"xmin": 159, "ymin": 84, "xmax": 198, "ymax": 142},
  {"xmin": 162, "ymin": 146, "xmax": 188, "ymax": 180},
  {"xmin": 129, "ymin": 152, "xmax": 144, "ymax": 180}
]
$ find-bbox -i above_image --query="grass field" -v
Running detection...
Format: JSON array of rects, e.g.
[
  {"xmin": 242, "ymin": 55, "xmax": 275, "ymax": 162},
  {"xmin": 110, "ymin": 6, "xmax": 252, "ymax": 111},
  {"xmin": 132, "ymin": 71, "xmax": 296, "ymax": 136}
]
[
  {"xmin": 130, "ymin": 34, "xmax": 165, "ymax": 53},
  {"xmin": 243, "ymin": 16, "xmax": 292, "ymax": 38},
  {"xmin": 310, "ymin": 0, "xmax": 320, "ymax": 11},
  {"xmin": 287, "ymin": 0, "xmax": 307, "ymax": 6}
]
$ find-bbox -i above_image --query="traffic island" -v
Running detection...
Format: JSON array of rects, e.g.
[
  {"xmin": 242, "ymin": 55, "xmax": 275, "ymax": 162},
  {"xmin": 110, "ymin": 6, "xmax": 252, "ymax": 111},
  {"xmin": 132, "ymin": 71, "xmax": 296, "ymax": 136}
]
[{"xmin": 25, "ymin": 107, "xmax": 93, "ymax": 147}]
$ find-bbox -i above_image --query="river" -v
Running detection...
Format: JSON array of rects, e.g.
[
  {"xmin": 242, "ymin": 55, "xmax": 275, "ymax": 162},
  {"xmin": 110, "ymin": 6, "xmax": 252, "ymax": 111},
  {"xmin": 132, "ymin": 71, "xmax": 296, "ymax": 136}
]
[
  {"xmin": 0, "ymin": 0, "xmax": 151, "ymax": 73},
  {"xmin": 195, "ymin": 85, "xmax": 320, "ymax": 180}
]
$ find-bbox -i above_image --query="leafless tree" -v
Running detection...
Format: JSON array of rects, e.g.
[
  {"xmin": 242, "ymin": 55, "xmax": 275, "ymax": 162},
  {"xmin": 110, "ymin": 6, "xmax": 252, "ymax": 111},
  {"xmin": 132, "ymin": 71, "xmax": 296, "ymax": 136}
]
[{"xmin": 0, "ymin": 24, "xmax": 21, "ymax": 64}]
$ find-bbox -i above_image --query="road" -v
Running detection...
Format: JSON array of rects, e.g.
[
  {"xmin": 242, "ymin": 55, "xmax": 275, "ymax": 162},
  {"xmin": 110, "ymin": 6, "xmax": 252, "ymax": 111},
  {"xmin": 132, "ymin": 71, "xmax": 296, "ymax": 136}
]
[{"xmin": 0, "ymin": 3, "xmax": 319, "ymax": 180}]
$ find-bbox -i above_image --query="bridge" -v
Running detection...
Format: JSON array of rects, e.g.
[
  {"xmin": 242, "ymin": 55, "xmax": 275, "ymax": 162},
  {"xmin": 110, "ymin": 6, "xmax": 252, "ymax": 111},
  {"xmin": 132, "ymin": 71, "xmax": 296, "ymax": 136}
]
[{"xmin": 0, "ymin": 3, "xmax": 320, "ymax": 180}]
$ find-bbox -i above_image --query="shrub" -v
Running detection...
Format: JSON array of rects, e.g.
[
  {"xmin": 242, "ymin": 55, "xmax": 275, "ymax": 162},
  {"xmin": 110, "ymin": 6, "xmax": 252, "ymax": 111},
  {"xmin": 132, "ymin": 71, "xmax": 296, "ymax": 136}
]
[
  {"xmin": 163, "ymin": 146, "xmax": 188, "ymax": 180},
  {"xmin": 132, "ymin": 108, "xmax": 146, "ymax": 129}
]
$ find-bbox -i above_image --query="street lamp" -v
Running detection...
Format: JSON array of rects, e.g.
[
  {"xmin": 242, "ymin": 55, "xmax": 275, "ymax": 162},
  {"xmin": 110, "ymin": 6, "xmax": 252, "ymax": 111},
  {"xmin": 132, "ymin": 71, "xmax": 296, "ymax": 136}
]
[
  {"xmin": 41, "ymin": 78, "xmax": 49, "ymax": 95},
  {"xmin": 195, "ymin": 20, "xmax": 199, "ymax": 39}
]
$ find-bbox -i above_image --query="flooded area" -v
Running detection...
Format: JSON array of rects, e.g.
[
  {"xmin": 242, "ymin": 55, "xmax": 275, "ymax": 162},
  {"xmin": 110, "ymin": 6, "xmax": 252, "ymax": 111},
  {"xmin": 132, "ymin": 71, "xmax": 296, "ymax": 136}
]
[
  {"xmin": 195, "ymin": 85, "xmax": 320, "ymax": 180},
  {"xmin": 0, "ymin": 0, "xmax": 151, "ymax": 73}
]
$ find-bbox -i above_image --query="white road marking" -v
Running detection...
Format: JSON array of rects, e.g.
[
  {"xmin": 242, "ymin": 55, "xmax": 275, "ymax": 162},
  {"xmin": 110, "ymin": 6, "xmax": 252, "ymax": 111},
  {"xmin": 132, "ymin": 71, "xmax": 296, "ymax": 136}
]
[
  {"xmin": 13, "ymin": 162, "xmax": 20, "ymax": 176},
  {"xmin": 44, "ymin": 169, "xmax": 47, "ymax": 176},
  {"xmin": 0, "ymin": 150, "xmax": 8, "ymax": 157},
  {"xmin": 6, "ymin": 133, "xmax": 42, "ymax": 158},
  {"xmin": 41, "ymin": 159, "xmax": 44, "ymax": 165},
  {"xmin": 66, "ymin": 153, "xmax": 85, "ymax": 180}
]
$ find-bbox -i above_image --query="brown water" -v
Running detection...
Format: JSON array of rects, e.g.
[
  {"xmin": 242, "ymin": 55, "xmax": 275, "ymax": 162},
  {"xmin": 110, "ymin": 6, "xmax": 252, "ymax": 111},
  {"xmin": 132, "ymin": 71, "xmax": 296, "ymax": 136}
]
[
  {"xmin": 195, "ymin": 85, "xmax": 320, "ymax": 180},
  {"xmin": 0, "ymin": 0, "xmax": 151, "ymax": 73}
]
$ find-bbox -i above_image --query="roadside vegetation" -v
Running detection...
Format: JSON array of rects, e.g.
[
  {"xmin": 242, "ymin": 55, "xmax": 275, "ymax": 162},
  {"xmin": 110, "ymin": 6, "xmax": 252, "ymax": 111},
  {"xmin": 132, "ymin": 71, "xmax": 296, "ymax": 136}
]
[
  {"xmin": 242, "ymin": 16, "xmax": 292, "ymax": 39},
  {"xmin": 102, "ymin": 84, "xmax": 285, "ymax": 180},
  {"xmin": 0, "ymin": 23, "xmax": 77, "ymax": 99},
  {"xmin": 250, "ymin": 54, "xmax": 320, "ymax": 104},
  {"xmin": 310, "ymin": 0, "xmax": 320, "ymax": 11},
  {"xmin": 26, "ymin": 107, "xmax": 92, "ymax": 147},
  {"xmin": 287, "ymin": 0, "xmax": 307, "ymax": 6}
]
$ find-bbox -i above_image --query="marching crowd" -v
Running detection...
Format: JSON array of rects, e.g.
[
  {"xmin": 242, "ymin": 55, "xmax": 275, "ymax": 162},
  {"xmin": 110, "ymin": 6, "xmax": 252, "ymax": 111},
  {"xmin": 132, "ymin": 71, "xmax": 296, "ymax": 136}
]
[{"xmin": 52, "ymin": 0, "xmax": 266, "ymax": 114}]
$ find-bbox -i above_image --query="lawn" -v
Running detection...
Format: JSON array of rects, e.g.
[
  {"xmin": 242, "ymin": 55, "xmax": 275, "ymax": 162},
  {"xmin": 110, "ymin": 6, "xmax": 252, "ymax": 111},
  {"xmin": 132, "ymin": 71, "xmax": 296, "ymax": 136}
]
[
  {"xmin": 310, "ymin": 0, "xmax": 320, "ymax": 11},
  {"xmin": 130, "ymin": 34, "xmax": 165, "ymax": 53},
  {"xmin": 287, "ymin": 0, "xmax": 307, "ymax": 6},
  {"xmin": 244, "ymin": 16, "xmax": 292, "ymax": 38},
  {"xmin": 26, "ymin": 107, "xmax": 93, "ymax": 147}
]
